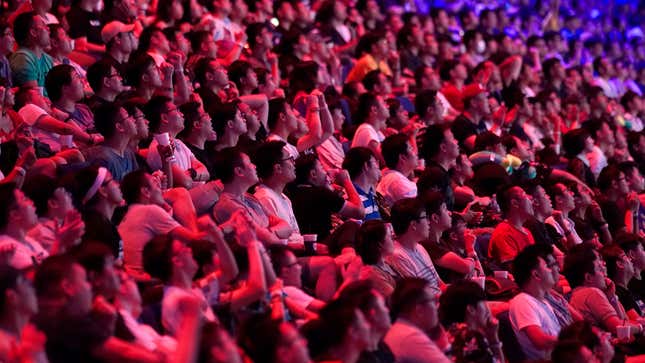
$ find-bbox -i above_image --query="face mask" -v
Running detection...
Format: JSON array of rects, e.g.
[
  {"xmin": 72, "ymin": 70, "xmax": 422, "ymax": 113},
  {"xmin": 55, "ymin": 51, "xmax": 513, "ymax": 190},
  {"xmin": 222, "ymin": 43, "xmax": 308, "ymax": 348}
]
[{"xmin": 476, "ymin": 39, "xmax": 486, "ymax": 54}]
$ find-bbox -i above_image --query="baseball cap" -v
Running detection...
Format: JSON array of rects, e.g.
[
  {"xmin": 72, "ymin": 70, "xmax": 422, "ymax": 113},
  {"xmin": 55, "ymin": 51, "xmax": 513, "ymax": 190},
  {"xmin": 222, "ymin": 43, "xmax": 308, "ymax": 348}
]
[{"xmin": 101, "ymin": 21, "xmax": 135, "ymax": 44}]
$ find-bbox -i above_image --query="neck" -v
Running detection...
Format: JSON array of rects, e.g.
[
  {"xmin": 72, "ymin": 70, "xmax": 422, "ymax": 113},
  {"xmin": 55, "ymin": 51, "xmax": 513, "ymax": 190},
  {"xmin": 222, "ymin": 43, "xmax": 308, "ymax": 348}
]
[
  {"xmin": 51, "ymin": 51, "xmax": 66, "ymax": 62},
  {"xmin": 523, "ymin": 282, "xmax": 546, "ymax": 300},
  {"xmin": 104, "ymin": 135, "xmax": 131, "ymax": 156},
  {"xmin": 184, "ymin": 133, "xmax": 206, "ymax": 150},
  {"xmin": 109, "ymin": 48, "xmax": 128, "ymax": 64},
  {"xmin": 615, "ymin": 273, "xmax": 631, "ymax": 288},
  {"xmin": 96, "ymin": 89, "xmax": 117, "ymax": 102},
  {"xmin": 352, "ymin": 175, "xmax": 371, "ymax": 193},
  {"xmin": 572, "ymin": 205, "xmax": 588, "ymax": 218},
  {"xmin": 428, "ymin": 225, "xmax": 444, "ymax": 243},
  {"xmin": 398, "ymin": 233, "xmax": 419, "ymax": 250},
  {"xmin": 29, "ymin": 44, "xmax": 43, "ymax": 58},
  {"xmin": 272, "ymin": 125, "xmax": 291, "ymax": 140},
  {"xmin": 396, "ymin": 164, "xmax": 413, "ymax": 178},
  {"xmin": 0, "ymin": 311, "xmax": 29, "ymax": 338},
  {"xmin": 434, "ymin": 157, "xmax": 452, "ymax": 171},
  {"xmin": 169, "ymin": 272, "xmax": 192, "ymax": 290},
  {"xmin": 216, "ymin": 132, "xmax": 239, "ymax": 150},
  {"xmin": 136, "ymin": 85, "xmax": 155, "ymax": 101},
  {"xmin": 366, "ymin": 330, "xmax": 381, "ymax": 351},
  {"xmin": 252, "ymin": 47, "xmax": 267, "ymax": 60},
  {"xmin": 263, "ymin": 178, "xmax": 286, "ymax": 194},
  {"xmin": 55, "ymin": 99, "xmax": 77, "ymax": 113},
  {"xmin": 222, "ymin": 181, "xmax": 249, "ymax": 197},
  {"xmin": 507, "ymin": 213, "xmax": 525, "ymax": 230},
  {"xmin": 93, "ymin": 199, "xmax": 117, "ymax": 219}
]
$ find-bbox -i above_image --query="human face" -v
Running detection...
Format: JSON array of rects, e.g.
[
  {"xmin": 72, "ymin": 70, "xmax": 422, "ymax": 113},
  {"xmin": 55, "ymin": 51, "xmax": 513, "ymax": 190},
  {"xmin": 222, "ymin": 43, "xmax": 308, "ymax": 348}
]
[
  {"xmin": 197, "ymin": 111, "xmax": 216, "ymax": 141},
  {"xmin": 0, "ymin": 27, "xmax": 15, "ymax": 55},
  {"xmin": 545, "ymin": 254, "xmax": 560, "ymax": 285},
  {"xmin": 279, "ymin": 149, "xmax": 296, "ymax": 183},
  {"xmin": 54, "ymin": 27, "xmax": 73, "ymax": 55},
  {"xmin": 13, "ymin": 189, "xmax": 38, "ymax": 229},
  {"xmin": 33, "ymin": 16, "xmax": 50, "ymax": 48},
  {"xmin": 401, "ymin": 142, "xmax": 418, "ymax": 172},
  {"xmin": 365, "ymin": 156, "xmax": 381, "ymax": 184},
  {"xmin": 133, "ymin": 108, "xmax": 150, "ymax": 139},
  {"xmin": 616, "ymin": 172, "xmax": 630, "ymax": 195},
  {"xmin": 105, "ymin": 66, "xmax": 125, "ymax": 93},
  {"xmin": 381, "ymin": 224, "xmax": 394, "ymax": 255},
  {"xmin": 275, "ymin": 323, "xmax": 310, "ymax": 363},
  {"xmin": 144, "ymin": 173, "xmax": 165, "ymax": 205},
  {"xmin": 238, "ymin": 103, "xmax": 259, "ymax": 135},
  {"xmin": 172, "ymin": 240, "xmax": 198, "ymax": 278},
  {"xmin": 467, "ymin": 300, "xmax": 491, "ymax": 330},
  {"xmin": 618, "ymin": 251, "xmax": 635, "ymax": 280},
  {"xmin": 418, "ymin": 287, "xmax": 439, "ymax": 332},
  {"xmin": 244, "ymin": 69, "xmax": 258, "ymax": 90},
  {"xmin": 146, "ymin": 63, "xmax": 163, "ymax": 87},
  {"xmin": 116, "ymin": 107, "xmax": 138, "ymax": 137},
  {"xmin": 628, "ymin": 243, "xmax": 645, "ymax": 272},
  {"xmin": 442, "ymin": 130, "xmax": 460, "ymax": 160},
  {"xmin": 311, "ymin": 160, "xmax": 328, "ymax": 187},
  {"xmin": 422, "ymin": 67, "xmax": 441, "ymax": 90},
  {"xmin": 368, "ymin": 291, "xmax": 391, "ymax": 334},
  {"xmin": 625, "ymin": 168, "xmax": 645, "ymax": 193},
  {"xmin": 164, "ymin": 102, "xmax": 185, "ymax": 134},
  {"xmin": 66, "ymin": 70, "xmax": 85, "ymax": 102},
  {"xmin": 412, "ymin": 211, "xmax": 429, "ymax": 239},
  {"xmin": 151, "ymin": 30, "xmax": 170, "ymax": 54},
  {"xmin": 589, "ymin": 256, "xmax": 607, "ymax": 289},
  {"xmin": 101, "ymin": 171, "xmax": 124, "ymax": 205},
  {"xmin": 279, "ymin": 250, "xmax": 302, "ymax": 287},
  {"xmin": 554, "ymin": 184, "xmax": 575, "ymax": 212},
  {"xmin": 536, "ymin": 257, "xmax": 555, "ymax": 289},
  {"xmin": 67, "ymin": 263, "xmax": 93, "ymax": 314},
  {"xmin": 238, "ymin": 153, "xmax": 258, "ymax": 185},
  {"xmin": 231, "ymin": 109, "xmax": 247, "ymax": 135},
  {"xmin": 437, "ymin": 202, "xmax": 451, "ymax": 231},
  {"xmin": 331, "ymin": 108, "xmax": 345, "ymax": 131},
  {"xmin": 512, "ymin": 187, "xmax": 534, "ymax": 217}
]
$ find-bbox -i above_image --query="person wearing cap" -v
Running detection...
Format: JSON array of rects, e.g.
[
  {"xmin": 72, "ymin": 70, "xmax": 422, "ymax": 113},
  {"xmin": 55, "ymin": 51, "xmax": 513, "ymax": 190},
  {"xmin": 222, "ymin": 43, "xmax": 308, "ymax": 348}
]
[
  {"xmin": 450, "ymin": 83, "xmax": 490, "ymax": 153},
  {"xmin": 100, "ymin": 21, "xmax": 136, "ymax": 77}
]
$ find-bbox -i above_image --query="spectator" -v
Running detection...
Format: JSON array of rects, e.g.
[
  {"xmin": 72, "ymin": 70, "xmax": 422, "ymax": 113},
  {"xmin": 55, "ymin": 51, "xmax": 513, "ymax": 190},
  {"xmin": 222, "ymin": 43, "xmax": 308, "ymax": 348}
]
[
  {"xmin": 356, "ymin": 219, "xmax": 397, "ymax": 298},
  {"xmin": 86, "ymin": 59, "xmax": 127, "ymax": 111},
  {"xmin": 342, "ymin": 146, "xmax": 381, "ymax": 221},
  {"xmin": 10, "ymin": 12, "xmax": 54, "ymax": 89},
  {"xmin": 377, "ymin": 133, "xmax": 418, "ymax": 209}
]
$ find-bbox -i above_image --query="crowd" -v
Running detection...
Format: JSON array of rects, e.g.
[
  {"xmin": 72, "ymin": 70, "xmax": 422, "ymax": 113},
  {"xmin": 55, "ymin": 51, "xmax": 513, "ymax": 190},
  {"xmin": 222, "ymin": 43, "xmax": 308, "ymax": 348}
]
[{"xmin": 0, "ymin": 0, "xmax": 645, "ymax": 362}]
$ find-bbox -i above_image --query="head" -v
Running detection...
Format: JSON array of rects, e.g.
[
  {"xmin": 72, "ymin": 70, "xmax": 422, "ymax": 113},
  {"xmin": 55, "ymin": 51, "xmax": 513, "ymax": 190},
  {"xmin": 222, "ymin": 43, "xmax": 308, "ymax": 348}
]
[
  {"xmin": 0, "ymin": 182, "xmax": 38, "ymax": 233},
  {"xmin": 354, "ymin": 93, "xmax": 388, "ymax": 128},
  {"xmin": 415, "ymin": 89, "xmax": 443, "ymax": 122},
  {"xmin": 13, "ymin": 12, "xmax": 50, "ymax": 49},
  {"xmin": 213, "ymin": 147, "xmax": 257, "ymax": 187},
  {"xmin": 548, "ymin": 183, "xmax": 576, "ymax": 214},
  {"xmin": 619, "ymin": 161, "xmax": 645, "ymax": 193},
  {"xmin": 615, "ymin": 232, "xmax": 645, "ymax": 274},
  {"xmin": 439, "ymin": 280, "xmax": 489, "ymax": 329},
  {"xmin": 253, "ymin": 141, "xmax": 296, "ymax": 184},
  {"xmin": 356, "ymin": 220, "xmax": 394, "ymax": 265},
  {"xmin": 267, "ymin": 98, "xmax": 298, "ymax": 134},
  {"xmin": 335, "ymin": 280, "xmax": 391, "ymax": 336},
  {"xmin": 496, "ymin": 184, "xmax": 533, "ymax": 220},
  {"xmin": 179, "ymin": 101, "xmax": 216, "ymax": 142},
  {"xmin": 597, "ymin": 164, "xmax": 630, "ymax": 196},
  {"xmin": 73, "ymin": 242, "xmax": 120, "ymax": 300},
  {"xmin": 194, "ymin": 57, "xmax": 228, "ymax": 89},
  {"xmin": 138, "ymin": 26, "xmax": 170, "ymax": 54},
  {"xmin": 0, "ymin": 266, "xmax": 38, "ymax": 318},
  {"xmin": 422, "ymin": 191, "xmax": 451, "ymax": 232},
  {"xmin": 552, "ymin": 340, "xmax": 600, "ymax": 363},
  {"xmin": 34, "ymin": 255, "xmax": 93, "ymax": 315},
  {"xmin": 390, "ymin": 277, "xmax": 438, "ymax": 332},
  {"xmin": 342, "ymin": 147, "xmax": 380, "ymax": 185},
  {"xmin": 513, "ymin": 244, "xmax": 557, "ymax": 291},
  {"xmin": 558, "ymin": 321, "xmax": 613, "ymax": 363},
  {"xmin": 419, "ymin": 124, "xmax": 459, "ymax": 163},
  {"xmin": 601, "ymin": 243, "xmax": 635, "ymax": 283},
  {"xmin": 126, "ymin": 53, "xmax": 162, "ymax": 89},
  {"xmin": 87, "ymin": 59, "xmax": 125, "ymax": 96},
  {"xmin": 524, "ymin": 183, "xmax": 553, "ymax": 218},
  {"xmin": 45, "ymin": 64, "xmax": 85, "ymax": 103},
  {"xmin": 121, "ymin": 170, "xmax": 165, "ymax": 206},
  {"xmin": 294, "ymin": 154, "xmax": 327, "ymax": 187},
  {"xmin": 144, "ymin": 96, "xmax": 185, "ymax": 135},
  {"xmin": 94, "ymin": 103, "xmax": 138, "ymax": 141},
  {"xmin": 198, "ymin": 322, "xmax": 243, "ymax": 363},
  {"xmin": 268, "ymin": 245, "xmax": 302, "ymax": 287},
  {"xmin": 102, "ymin": 21, "xmax": 137, "ymax": 54},
  {"xmin": 390, "ymin": 197, "xmax": 428, "ymax": 239},
  {"xmin": 143, "ymin": 235, "xmax": 198, "ymax": 283},
  {"xmin": 241, "ymin": 315, "xmax": 310, "ymax": 363},
  {"xmin": 22, "ymin": 174, "xmax": 74, "ymax": 220},
  {"xmin": 68, "ymin": 166, "xmax": 123, "ymax": 210},
  {"xmin": 48, "ymin": 24, "xmax": 74, "ymax": 56},
  {"xmin": 228, "ymin": 60, "xmax": 258, "ymax": 92},
  {"xmin": 0, "ymin": 21, "xmax": 15, "ymax": 55},
  {"xmin": 563, "ymin": 243, "xmax": 607, "ymax": 289}
]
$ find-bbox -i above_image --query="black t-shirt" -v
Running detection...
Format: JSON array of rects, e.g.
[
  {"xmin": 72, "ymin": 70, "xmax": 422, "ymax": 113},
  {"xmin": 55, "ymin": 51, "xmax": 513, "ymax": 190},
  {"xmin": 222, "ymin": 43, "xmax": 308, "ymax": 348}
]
[
  {"xmin": 598, "ymin": 198, "xmax": 626, "ymax": 235},
  {"xmin": 34, "ymin": 307, "xmax": 113, "ymax": 363},
  {"xmin": 286, "ymin": 183, "xmax": 345, "ymax": 240},
  {"xmin": 66, "ymin": 6, "xmax": 104, "ymax": 45},
  {"xmin": 357, "ymin": 341, "xmax": 395, "ymax": 363},
  {"xmin": 524, "ymin": 217, "xmax": 561, "ymax": 248},
  {"xmin": 451, "ymin": 114, "xmax": 486, "ymax": 151},
  {"xmin": 82, "ymin": 210, "xmax": 122, "ymax": 258},
  {"xmin": 616, "ymin": 284, "xmax": 644, "ymax": 316},
  {"xmin": 185, "ymin": 142, "xmax": 216, "ymax": 179}
]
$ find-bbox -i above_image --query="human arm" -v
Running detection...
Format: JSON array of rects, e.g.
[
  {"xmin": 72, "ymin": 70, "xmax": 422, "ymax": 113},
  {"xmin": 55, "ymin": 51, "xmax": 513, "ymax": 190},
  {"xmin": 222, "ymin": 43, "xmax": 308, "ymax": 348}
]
[
  {"xmin": 522, "ymin": 325, "xmax": 557, "ymax": 351},
  {"xmin": 296, "ymin": 94, "xmax": 325, "ymax": 152},
  {"xmin": 436, "ymin": 252, "xmax": 475, "ymax": 276},
  {"xmin": 333, "ymin": 170, "xmax": 365, "ymax": 219}
]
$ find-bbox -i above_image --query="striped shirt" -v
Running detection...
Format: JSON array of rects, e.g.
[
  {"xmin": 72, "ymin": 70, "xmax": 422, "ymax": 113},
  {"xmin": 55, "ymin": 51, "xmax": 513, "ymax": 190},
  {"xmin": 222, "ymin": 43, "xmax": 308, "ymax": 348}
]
[{"xmin": 388, "ymin": 242, "xmax": 442, "ymax": 293}]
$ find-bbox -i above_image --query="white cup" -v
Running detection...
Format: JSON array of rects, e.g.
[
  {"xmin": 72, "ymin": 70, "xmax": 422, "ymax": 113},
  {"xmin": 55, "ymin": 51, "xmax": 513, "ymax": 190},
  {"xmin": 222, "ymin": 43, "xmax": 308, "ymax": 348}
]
[
  {"xmin": 155, "ymin": 132, "xmax": 170, "ymax": 146},
  {"xmin": 472, "ymin": 277, "xmax": 486, "ymax": 289},
  {"xmin": 303, "ymin": 234, "xmax": 317, "ymax": 242},
  {"xmin": 494, "ymin": 271, "xmax": 508, "ymax": 279},
  {"xmin": 617, "ymin": 325, "xmax": 630, "ymax": 340},
  {"xmin": 60, "ymin": 135, "xmax": 73, "ymax": 148}
]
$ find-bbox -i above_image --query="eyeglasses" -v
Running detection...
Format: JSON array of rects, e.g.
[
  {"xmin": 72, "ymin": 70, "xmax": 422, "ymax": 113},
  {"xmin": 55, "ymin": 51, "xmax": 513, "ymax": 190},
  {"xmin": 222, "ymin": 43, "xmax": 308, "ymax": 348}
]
[{"xmin": 281, "ymin": 156, "xmax": 295, "ymax": 163}]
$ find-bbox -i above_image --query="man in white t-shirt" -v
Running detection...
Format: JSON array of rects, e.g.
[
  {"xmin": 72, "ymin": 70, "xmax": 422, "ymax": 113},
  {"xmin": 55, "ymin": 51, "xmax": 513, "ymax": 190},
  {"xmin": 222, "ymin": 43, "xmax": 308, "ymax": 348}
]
[
  {"xmin": 351, "ymin": 93, "xmax": 387, "ymax": 162},
  {"xmin": 377, "ymin": 133, "xmax": 418, "ymax": 209},
  {"xmin": 509, "ymin": 245, "xmax": 562, "ymax": 360}
]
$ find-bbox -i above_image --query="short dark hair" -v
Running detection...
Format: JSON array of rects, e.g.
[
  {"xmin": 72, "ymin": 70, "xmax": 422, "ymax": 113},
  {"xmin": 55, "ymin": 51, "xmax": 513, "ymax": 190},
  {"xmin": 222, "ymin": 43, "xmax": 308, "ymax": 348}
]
[
  {"xmin": 558, "ymin": 321, "xmax": 601, "ymax": 351},
  {"xmin": 144, "ymin": 96, "xmax": 172, "ymax": 134},
  {"xmin": 597, "ymin": 164, "xmax": 622, "ymax": 192},
  {"xmin": 34, "ymin": 254, "xmax": 77, "ymax": 298},
  {"xmin": 419, "ymin": 123, "xmax": 450, "ymax": 161},
  {"xmin": 245, "ymin": 22, "xmax": 269, "ymax": 49},
  {"xmin": 512, "ymin": 244, "xmax": 545, "ymax": 288},
  {"xmin": 390, "ymin": 277, "xmax": 430, "ymax": 319},
  {"xmin": 600, "ymin": 244, "xmax": 625, "ymax": 280},
  {"xmin": 355, "ymin": 30, "xmax": 386, "ymax": 58},
  {"xmin": 563, "ymin": 243, "xmax": 599, "ymax": 288},
  {"xmin": 415, "ymin": 89, "xmax": 438, "ymax": 119},
  {"xmin": 137, "ymin": 26, "xmax": 165, "ymax": 53},
  {"xmin": 73, "ymin": 241, "xmax": 114, "ymax": 278},
  {"xmin": 13, "ymin": 11, "xmax": 37, "ymax": 47},
  {"xmin": 562, "ymin": 128, "xmax": 590, "ymax": 158},
  {"xmin": 143, "ymin": 234, "xmax": 174, "ymax": 282},
  {"xmin": 381, "ymin": 133, "xmax": 410, "ymax": 170},
  {"xmin": 253, "ymin": 140, "xmax": 287, "ymax": 180},
  {"xmin": 422, "ymin": 190, "xmax": 445, "ymax": 218},
  {"xmin": 439, "ymin": 280, "xmax": 486, "ymax": 326},
  {"xmin": 94, "ymin": 102, "xmax": 125, "ymax": 139},
  {"xmin": 210, "ymin": 100, "xmax": 240, "ymax": 139},
  {"xmin": 188, "ymin": 30, "xmax": 212, "ymax": 54},
  {"xmin": 87, "ymin": 58, "xmax": 116, "ymax": 93},
  {"xmin": 178, "ymin": 101, "xmax": 202, "ymax": 137},
  {"xmin": 45, "ymin": 64, "xmax": 75, "ymax": 102},
  {"xmin": 120, "ymin": 169, "xmax": 149, "ymax": 205},
  {"xmin": 193, "ymin": 57, "xmax": 216, "ymax": 87},
  {"xmin": 0, "ymin": 183, "xmax": 18, "ymax": 230},
  {"xmin": 228, "ymin": 60, "xmax": 254, "ymax": 90},
  {"xmin": 390, "ymin": 197, "xmax": 424, "ymax": 236},
  {"xmin": 362, "ymin": 70, "xmax": 382, "ymax": 92},
  {"xmin": 213, "ymin": 147, "xmax": 245, "ymax": 184},
  {"xmin": 355, "ymin": 220, "xmax": 388, "ymax": 265},
  {"xmin": 22, "ymin": 174, "xmax": 58, "ymax": 217},
  {"xmin": 267, "ymin": 98, "xmax": 288, "ymax": 131},
  {"xmin": 294, "ymin": 153, "xmax": 318, "ymax": 185},
  {"xmin": 495, "ymin": 184, "xmax": 518, "ymax": 215},
  {"xmin": 342, "ymin": 147, "xmax": 374, "ymax": 179},
  {"xmin": 335, "ymin": 279, "xmax": 381, "ymax": 315},
  {"xmin": 615, "ymin": 232, "xmax": 644, "ymax": 255},
  {"xmin": 474, "ymin": 131, "xmax": 501, "ymax": 152},
  {"xmin": 354, "ymin": 92, "xmax": 379, "ymax": 124},
  {"xmin": 125, "ymin": 53, "xmax": 156, "ymax": 88},
  {"xmin": 551, "ymin": 340, "xmax": 587, "ymax": 363}
]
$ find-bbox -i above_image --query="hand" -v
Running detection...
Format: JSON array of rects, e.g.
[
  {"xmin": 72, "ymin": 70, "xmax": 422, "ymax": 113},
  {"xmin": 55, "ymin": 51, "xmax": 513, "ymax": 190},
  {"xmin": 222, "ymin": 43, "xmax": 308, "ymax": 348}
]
[
  {"xmin": 167, "ymin": 51, "xmax": 186, "ymax": 71},
  {"xmin": 90, "ymin": 133, "xmax": 104, "ymax": 144},
  {"xmin": 220, "ymin": 210, "xmax": 252, "ymax": 235},
  {"xmin": 492, "ymin": 104, "xmax": 507, "ymax": 126},
  {"xmin": 484, "ymin": 316, "xmax": 500, "ymax": 344},
  {"xmin": 157, "ymin": 144, "xmax": 174, "ymax": 160},
  {"xmin": 0, "ymin": 243, "xmax": 16, "ymax": 265},
  {"xmin": 627, "ymin": 192, "xmax": 640, "ymax": 212},
  {"xmin": 57, "ymin": 210, "xmax": 85, "ymax": 248},
  {"xmin": 92, "ymin": 295, "xmax": 117, "ymax": 321},
  {"xmin": 237, "ymin": 218, "xmax": 258, "ymax": 247},
  {"xmin": 160, "ymin": 62, "xmax": 175, "ymax": 81},
  {"xmin": 306, "ymin": 94, "xmax": 320, "ymax": 109},
  {"xmin": 267, "ymin": 51, "xmax": 278, "ymax": 66},
  {"xmin": 332, "ymin": 169, "xmax": 350, "ymax": 185},
  {"xmin": 464, "ymin": 230, "xmax": 477, "ymax": 254},
  {"xmin": 16, "ymin": 147, "xmax": 37, "ymax": 169},
  {"xmin": 552, "ymin": 210, "xmax": 566, "ymax": 227},
  {"xmin": 589, "ymin": 202, "xmax": 605, "ymax": 223}
]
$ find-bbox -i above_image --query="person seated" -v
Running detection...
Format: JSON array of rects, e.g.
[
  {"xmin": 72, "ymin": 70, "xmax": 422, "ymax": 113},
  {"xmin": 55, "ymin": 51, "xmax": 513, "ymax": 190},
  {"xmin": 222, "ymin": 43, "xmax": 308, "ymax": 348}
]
[
  {"xmin": 387, "ymin": 197, "xmax": 445, "ymax": 293},
  {"xmin": 239, "ymin": 313, "xmax": 311, "ymax": 363},
  {"xmin": 383, "ymin": 277, "xmax": 451, "ymax": 363},
  {"xmin": 376, "ymin": 133, "xmax": 418, "ymax": 209},
  {"xmin": 439, "ymin": 280, "xmax": 504, "ymax": 363},
  {"xmin": 10, "ymin": 12, "xmax": 54, "ymax": 89},
  {"xmin": 342, "ymin": 146, "xmax": 381, "ymax": 221},
  {"xmin": 509, "ymin": 244, "xmax": 563, "ymax": 360},
  {"xmin": 564, "ymin": 244, "xmax": 642, "ymax": 336},
  {"xmin": 356, "ymin": 220, "xmax": 397, "ymax": 298}
]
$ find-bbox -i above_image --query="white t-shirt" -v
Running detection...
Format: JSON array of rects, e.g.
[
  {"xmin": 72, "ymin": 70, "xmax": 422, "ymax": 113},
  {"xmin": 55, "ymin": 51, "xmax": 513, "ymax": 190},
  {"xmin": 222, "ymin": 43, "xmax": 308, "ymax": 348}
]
[
  {"xmin": 119, "ymin": 309, "xmax": 177, "ymax": 352},
  {"xmin": 283, "ymin": 286, "xmax": 315, "ymax": 311},
  {"xmin": 351, "ymin": 123, "xmax": 384, "ymax": 149},
  {"xmin": 19, "ymin": 104, "xmax": 63, "ymax": 152},
  {"xmin": 0, "ymin": 234, "xmax": 48, "ymax": 270},
  {"xmin": 376, "ymin": 169, "xmax": 417, "ymax": 208},
  {"xmin": 147, "ymin": 137, "xmax": 196, "ymax": 172},
  {"xmin": 545, "ymin": 215, "xmax": 583, "ymax": 246},
  {"xmin": 118, "ymin": 204, "xmax": 180, "ymax": 272},
  {"xmin": 316, "ymin": 136, "xmax": 345, "ymax": 171},
  {"xmin": 254, "ymin": 184, "xmax": 303, "ymax": 244},
  {"xmin": 509, "ymin": 292, "xmax": 561, "ymax": 360}
]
